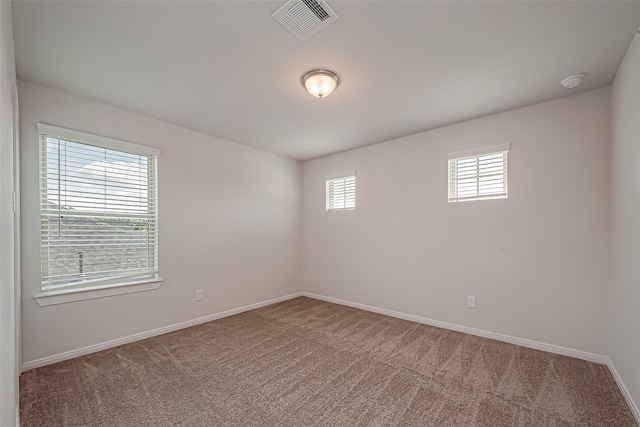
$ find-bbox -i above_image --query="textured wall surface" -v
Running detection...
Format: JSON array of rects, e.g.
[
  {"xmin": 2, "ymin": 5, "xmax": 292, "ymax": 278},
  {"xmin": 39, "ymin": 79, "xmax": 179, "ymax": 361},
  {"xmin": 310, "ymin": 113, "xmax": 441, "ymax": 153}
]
[
  {"xmin": 303, "ymin": 88, "xmax": 611, "ymax": 356},
  {"xmin": 19, "ymin": 81, "xmax": 302, "ymax": 364},
  {"xmin": 610, "ymin": 32, "xmax": 640, "ymax": 417}
]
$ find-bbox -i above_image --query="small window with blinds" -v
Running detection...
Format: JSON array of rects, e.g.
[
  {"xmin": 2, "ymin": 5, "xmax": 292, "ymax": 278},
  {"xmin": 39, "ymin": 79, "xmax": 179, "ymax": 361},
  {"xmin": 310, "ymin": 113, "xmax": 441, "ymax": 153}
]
[
  {"xmin": 448, "ymin": 143, "xmax": 510, "ymax": 203},
  {"xmin": 38, "ymin": 123, "xmax": 160, "ymax": 292},
  {"xmin": 326, "ymin": 173, "xmax": 356, "ymax": 210}
]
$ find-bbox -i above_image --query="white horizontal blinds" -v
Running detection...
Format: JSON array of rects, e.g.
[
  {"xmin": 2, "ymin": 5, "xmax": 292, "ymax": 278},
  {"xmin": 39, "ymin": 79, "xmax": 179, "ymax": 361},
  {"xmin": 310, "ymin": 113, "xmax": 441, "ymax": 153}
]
[
  {"xmin": 326, "ymin": 174, "xmax": 356, "ymax": 210},
  {"xmin": 39, "ymin": 127, "xmax": 159, "ymax": 290},
  {"xmin": 448, "ymin": 144, "xmax": 509, "ymax": 202}
]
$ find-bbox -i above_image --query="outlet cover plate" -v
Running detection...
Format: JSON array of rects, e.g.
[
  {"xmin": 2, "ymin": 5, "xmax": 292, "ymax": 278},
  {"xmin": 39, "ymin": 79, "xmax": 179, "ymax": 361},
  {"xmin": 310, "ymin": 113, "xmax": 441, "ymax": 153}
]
[{"xmin": 467, "ymin": 296, "xmax": 476, "ymax": 308}]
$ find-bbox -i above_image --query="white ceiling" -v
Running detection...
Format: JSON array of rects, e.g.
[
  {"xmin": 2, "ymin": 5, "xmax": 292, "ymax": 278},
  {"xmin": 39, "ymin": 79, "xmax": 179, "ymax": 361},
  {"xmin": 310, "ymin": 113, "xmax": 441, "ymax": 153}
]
[{"xmin": 11, "ymin": 1, "xmax": 640, "ymax": 161}]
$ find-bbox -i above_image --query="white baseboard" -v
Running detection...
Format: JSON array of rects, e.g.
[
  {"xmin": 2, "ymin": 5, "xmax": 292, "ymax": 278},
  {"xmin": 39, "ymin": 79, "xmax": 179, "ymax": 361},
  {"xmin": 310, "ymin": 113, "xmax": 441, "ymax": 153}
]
[
  {"xmin": 607, "ymin": 358, "xmax": 640, "ymax": 424},
  {"xmin": 21, "ymin": 292, "xmax": 303, "ymax": 372},
  {"xmin": 21, "ymin": 290, "xmax": 610, "ymax": 368},
  {"xmin": 22, "ymin": 290, "xmax": 637, "ymax": 422},
  {"xmin": 301, "ymin": 292, "xmax": 609, "ymax": 364}
]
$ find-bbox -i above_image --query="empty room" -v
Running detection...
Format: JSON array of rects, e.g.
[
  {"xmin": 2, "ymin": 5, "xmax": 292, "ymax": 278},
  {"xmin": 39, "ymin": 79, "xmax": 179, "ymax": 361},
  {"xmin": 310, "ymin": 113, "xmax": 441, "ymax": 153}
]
[{"xmin": 2, "ymin": 0, "xmax": 640, "ymax": 426}]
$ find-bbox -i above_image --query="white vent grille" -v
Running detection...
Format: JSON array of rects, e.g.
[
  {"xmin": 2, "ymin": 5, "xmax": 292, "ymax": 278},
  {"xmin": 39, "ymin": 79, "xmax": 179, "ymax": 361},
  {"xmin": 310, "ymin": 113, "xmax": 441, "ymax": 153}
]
[{"xmin": 272, "ymin": 0, "xmax": 337, "ymax": 41}]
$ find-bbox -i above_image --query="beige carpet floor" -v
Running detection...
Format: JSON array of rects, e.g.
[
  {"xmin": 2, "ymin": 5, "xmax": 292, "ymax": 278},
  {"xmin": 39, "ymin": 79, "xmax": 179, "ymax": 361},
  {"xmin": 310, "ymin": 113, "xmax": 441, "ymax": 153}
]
[{"xmin": 20, "ymin": 297, "xmax": 637, "ymax": 426}]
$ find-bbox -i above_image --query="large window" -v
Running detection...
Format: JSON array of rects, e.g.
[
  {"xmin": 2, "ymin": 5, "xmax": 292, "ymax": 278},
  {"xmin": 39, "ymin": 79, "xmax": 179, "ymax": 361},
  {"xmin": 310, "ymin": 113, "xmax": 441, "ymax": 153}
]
[
  {"xmin": 326, "ymin": 173, "xmax": 356, "ymax": 210},
  {"xmin": 448, "ymin": 143, "xmax": 510, "ymax": 202},
  {"xmin": 38, "ymin": 123, "xmax": 160, "ymax": 293}
]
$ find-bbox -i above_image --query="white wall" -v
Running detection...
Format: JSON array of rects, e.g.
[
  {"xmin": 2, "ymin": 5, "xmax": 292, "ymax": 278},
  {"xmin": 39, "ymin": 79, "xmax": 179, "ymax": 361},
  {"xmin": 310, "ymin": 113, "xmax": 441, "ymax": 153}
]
[
  {"xmin": 610, "ymin": 32, "xmax": 640, "ymax": 415},
  {"xmin": 303, "ymin": 88, "xmax": 611, "ymax": 356},
  {"xmin": 0, "ymin": 0, "xmax": 20, "ymax": 425},
  {"xmin": 19, "ymin": 81, "xmax": 302, "ymax": 365}
]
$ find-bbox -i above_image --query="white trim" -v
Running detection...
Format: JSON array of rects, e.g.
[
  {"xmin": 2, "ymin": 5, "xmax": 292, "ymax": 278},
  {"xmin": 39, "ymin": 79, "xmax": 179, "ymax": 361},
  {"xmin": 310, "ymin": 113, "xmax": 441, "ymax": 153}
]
[
  {"xmin": 301, "ymin": 292, "xmax": 608, "ymax": 364},
  {"xmin": 37, "ymin": 126, "xmax": 160, "ymax": 299},
  {"xmin": 326, "ymin": 174, "xmax": 356, "ymax": 211},
  {"xmin": 37, "ymin": 123, "xmax": 161, "ymax": 156},
  {"xmin": 606, "ymin": 358, "xmax": 640, "ymax": 424},
  {"xmin": 21, "ymin": 289, "xmax": 638, "ymax": 423},
  {"xmin": 325, "ymin": 171, "xmax": 356, "ymax": 180},
  {"xmin": 447, "ymin": 142, "xmax": 511, "ymax": 160},
  {"xmin": 22, "ymin": 292, "xmax": 303, "ymax": 371},
  {"xmin": 35, "ymin": 279, "xmax": 163, "ymax": 307}
]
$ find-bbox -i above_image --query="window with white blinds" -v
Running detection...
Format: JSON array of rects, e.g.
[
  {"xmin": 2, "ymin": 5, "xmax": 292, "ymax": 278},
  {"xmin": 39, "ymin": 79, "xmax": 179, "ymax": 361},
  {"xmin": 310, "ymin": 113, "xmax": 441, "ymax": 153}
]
[
  {"xmin": 38, "ymin": 123, "xmax": 160, "ymax": 292},
  {"xmin": 326, "ymin": 173, "xmax": 356, "ymax": 210},
  {"xmin": 448, "ymin": 143, "xmax": 510, "ymax": 202}
]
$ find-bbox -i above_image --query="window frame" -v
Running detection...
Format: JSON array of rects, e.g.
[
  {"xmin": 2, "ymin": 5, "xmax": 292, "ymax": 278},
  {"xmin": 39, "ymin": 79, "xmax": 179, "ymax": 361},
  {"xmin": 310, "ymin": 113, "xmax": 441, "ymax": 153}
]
[
  {"xmin": 325, "ymin": 172, "xmax": 356, "ymax": 211},
  {"xmin": 35, "ymin": 123, "xmax": 162, "ymax": 306},
  {"xmin": 447, "ymin": 143, "xmax": 510, "ymax": 203}
]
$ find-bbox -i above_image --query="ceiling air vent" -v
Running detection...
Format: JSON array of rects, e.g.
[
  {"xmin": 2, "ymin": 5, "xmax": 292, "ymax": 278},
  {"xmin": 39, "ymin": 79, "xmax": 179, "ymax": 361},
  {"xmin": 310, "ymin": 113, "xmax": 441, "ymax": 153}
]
[{"xmin": 272, "ymin": 0, "xmax": 337, "ymax": 41}]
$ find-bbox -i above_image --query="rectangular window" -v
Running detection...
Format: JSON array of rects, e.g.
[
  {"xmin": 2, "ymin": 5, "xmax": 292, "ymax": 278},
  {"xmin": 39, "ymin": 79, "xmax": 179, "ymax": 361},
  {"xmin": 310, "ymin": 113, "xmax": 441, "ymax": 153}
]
[
  {"xmin": 448, "ymin": 143, "xmax": 510, "ymax": 202},
  {"xmin": 326, "ymin": 173, "xmax": 356, "ymax": 210},
  {"xmin": 38, "ymin": 123, "xmax": 160, "ymax": 292}
]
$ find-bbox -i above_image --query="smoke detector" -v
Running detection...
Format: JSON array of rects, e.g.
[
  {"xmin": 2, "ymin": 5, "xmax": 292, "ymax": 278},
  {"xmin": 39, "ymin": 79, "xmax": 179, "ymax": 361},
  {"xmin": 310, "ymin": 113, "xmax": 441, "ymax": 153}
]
[
  {"xmin": 272, "ymin": 0, "xmax": 337, "ymax": 41},
  {"xmin": 561, "ymin": 74, "xmax": 584, "ymax": 89}
]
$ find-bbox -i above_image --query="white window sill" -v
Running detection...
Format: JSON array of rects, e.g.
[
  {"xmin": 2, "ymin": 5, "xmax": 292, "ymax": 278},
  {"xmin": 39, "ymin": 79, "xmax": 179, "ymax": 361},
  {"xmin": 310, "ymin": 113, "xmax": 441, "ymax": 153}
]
[{"xmin": 35, "ymin": 278, "xmax": 163, "ymax": 307}]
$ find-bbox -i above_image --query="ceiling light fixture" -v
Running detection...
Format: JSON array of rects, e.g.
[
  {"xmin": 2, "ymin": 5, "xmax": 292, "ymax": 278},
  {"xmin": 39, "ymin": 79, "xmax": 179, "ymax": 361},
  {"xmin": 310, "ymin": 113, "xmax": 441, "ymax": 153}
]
[
  {"xmin": 301, "ymin": 69, "xmax": 340, "ymax": 98},
  {"xmin": 561, "ymin": 74, "xmax": 584, "ymax": 89}
]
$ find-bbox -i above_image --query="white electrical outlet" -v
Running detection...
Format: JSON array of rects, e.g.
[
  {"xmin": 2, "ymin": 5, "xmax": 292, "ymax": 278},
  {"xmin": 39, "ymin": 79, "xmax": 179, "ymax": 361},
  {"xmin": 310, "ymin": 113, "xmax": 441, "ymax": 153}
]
[
  {"xmin": 467, "ymin": 296, "xmax": 476, "ymax": 308},
  {"xmin": 196, "ymin": 289, "xmax": 204, "ymax": 301}
]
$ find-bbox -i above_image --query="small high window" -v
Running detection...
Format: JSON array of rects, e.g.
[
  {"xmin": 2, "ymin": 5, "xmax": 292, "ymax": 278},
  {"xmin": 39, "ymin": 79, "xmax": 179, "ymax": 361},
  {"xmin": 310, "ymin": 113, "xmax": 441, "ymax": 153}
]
[
  {"xmin": 448, "ymin": 143, "xmax": 510, "ymax": 202},
  {"xmin": 326, "ymin": 173, "xmax": 356, "ymax": 210}
]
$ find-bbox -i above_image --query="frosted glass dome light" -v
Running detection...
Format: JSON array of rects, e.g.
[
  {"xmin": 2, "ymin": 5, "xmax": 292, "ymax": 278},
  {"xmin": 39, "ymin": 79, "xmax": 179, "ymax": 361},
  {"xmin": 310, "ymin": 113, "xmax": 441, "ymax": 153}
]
[{"xmin": 301, "ymin": 69, "xmax": 340, "ymax": 98}]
